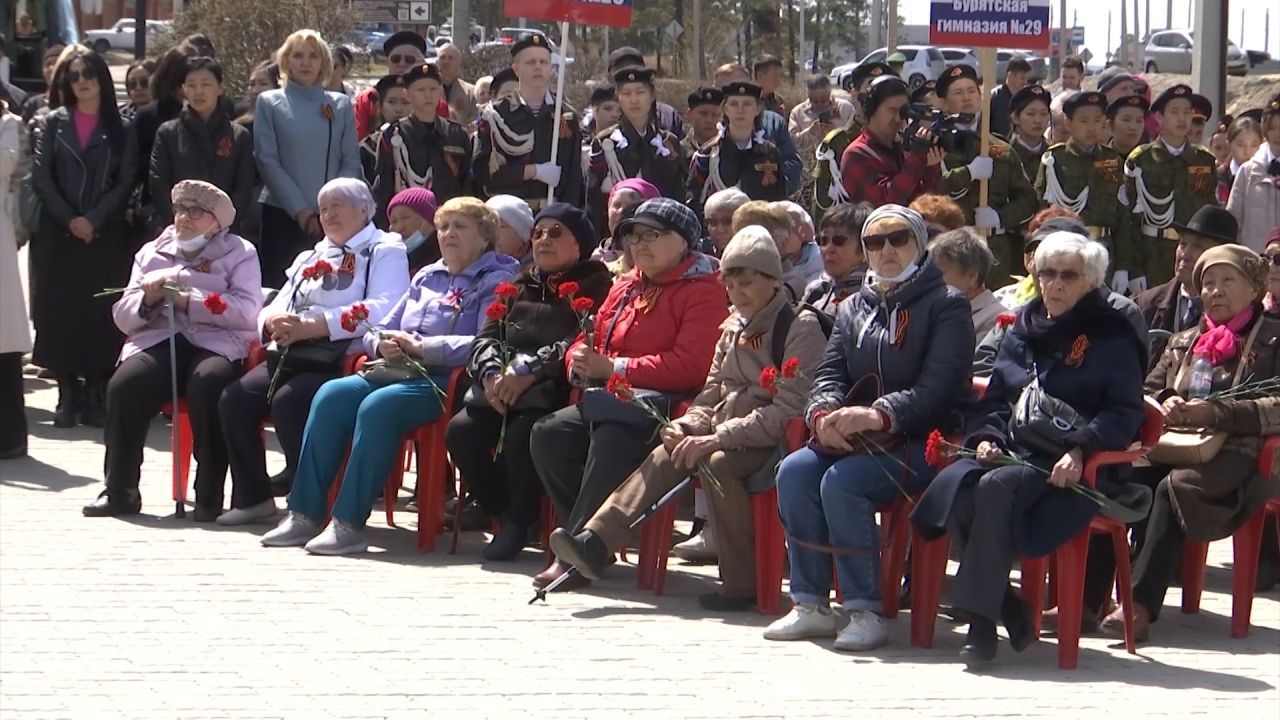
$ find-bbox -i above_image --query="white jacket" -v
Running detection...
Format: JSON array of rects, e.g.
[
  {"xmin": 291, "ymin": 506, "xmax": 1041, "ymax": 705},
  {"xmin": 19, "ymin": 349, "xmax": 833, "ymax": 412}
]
[
  {"xmin": 0, "ymin": 110, "xmax": 31, "ymax": 356},
  {"xmin": 1226, "ymin": 144, "xmax": 1280, "ymax": 253}
]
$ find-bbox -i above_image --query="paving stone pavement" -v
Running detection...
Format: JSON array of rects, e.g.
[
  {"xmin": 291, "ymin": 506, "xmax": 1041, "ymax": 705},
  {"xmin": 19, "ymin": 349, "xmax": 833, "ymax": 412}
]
[{"xmin": 2, "ymin": 249, "xmax": 1278, "ymax": 718}]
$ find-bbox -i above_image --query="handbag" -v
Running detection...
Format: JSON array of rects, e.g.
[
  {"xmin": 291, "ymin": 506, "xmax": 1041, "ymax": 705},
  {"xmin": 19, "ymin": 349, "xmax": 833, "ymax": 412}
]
[
  {"xmin": 1010, "ymin": 357, "xmax": 1088, "ymax": 458},
  {"xmin": 1148, "ymin": 323, "xmax": 1259, "ymax": 466},
  {"xmin": 357, "ymin": 357, "xmax": 423, "ymax": 387},
  {"xmin": 265, "ymin": 338, "xmax": 349, "ymax": 379},
  {"xmin": 580, "ymin": 386, "xmax": 679, "ymax": 427}
]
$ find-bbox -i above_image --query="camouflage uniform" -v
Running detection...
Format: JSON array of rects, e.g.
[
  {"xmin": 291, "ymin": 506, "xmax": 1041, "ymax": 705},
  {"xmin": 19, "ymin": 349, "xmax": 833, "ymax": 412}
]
[
  {"xmin": 1122, "ymin": 140, "xmax": 1218, "ymax": 286},
  {"xmin": 1035, "ymin": 140, "xmax": 1132, "ymax": 274}
]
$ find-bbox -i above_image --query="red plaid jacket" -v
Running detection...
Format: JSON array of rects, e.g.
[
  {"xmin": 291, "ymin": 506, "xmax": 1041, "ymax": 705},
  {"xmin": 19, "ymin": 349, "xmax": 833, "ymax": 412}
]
[{"xmin": 839, "ymin": 130, "xmax": 941, "ymax": 206}]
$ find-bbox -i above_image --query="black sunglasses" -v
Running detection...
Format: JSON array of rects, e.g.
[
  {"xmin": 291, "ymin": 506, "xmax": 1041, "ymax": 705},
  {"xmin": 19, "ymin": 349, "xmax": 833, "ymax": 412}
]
[
  {"xmin": 532, "ymin": 224, "xmax": 565, "ymax": 241},
  {"xmin": 65, "ymin": 67, "xmax": 98, "ymax": 84},
  {"xmin": 125, "ymin": 78, "xmax": 149, "ymax": 90},
  {"xmin": 861, "ymin": 228, "xmax": 914, "ymax": 252},
  {"xmin": 1035, "ymin": 267, "xmax": 1082, "ymax": 283},
  {"xmin": 817, "ymin": 233, "xmax": 852, "ymax": 248},
  {"xmin": 1268, "ymin": 252, "xmax": 1280, "ymax": 267}
]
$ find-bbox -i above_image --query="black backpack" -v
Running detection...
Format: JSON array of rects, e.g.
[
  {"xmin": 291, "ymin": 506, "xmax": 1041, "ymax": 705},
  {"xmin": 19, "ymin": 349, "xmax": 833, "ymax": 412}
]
[{"xmin": 769, "ymin": 303, "xmax": 834, "ymax": 367}]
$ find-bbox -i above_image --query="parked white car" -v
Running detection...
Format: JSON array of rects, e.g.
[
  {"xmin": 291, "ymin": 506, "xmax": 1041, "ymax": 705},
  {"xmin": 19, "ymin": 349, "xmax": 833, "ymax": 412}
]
[
  {"xmin": 939, "ymin": 47, "xmax": 980, "ymax": 73},
  {"xmin": 83, "ymin": 19, "xmax": 169, "ymax": 54},
  {"xmin": 1144, "ymin": 29, "xmax": 1248, "ymax": 77},
  {"xmin": 830, "ymin": 45, "xmax": 946, "ymax": 91}
]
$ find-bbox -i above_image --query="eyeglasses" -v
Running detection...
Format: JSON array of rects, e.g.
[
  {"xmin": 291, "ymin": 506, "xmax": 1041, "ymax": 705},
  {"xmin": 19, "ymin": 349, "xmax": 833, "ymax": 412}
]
[
  {"xmin": 817, "ymin": 233, "xmax": 851, "ymax": 248},
  {"xmin": 1267, "ymin": 252, "xmax": 1280, "ymax": 267},
  {"xmin": 1035, "ymin": 267, "xmax": 1082, "ymax": 283},
  {"xmin": 388, "ymin": 54, "xmax": 422, "ymax": 66},
  {"xmin": 861, "ymin": 228, "xmax": 915, "ymax": 252},
  {"xmin": 628, "ymin": 229, "xmax": 667, "ymax": 245},
  {"xmin": 125, "ymin": 78, "xmax": 149, "ymax": 90},
  {"xmin": 532, "ymin": 224, "xmax": 565, "ymax": 241},
  {"xmin": 65, "ymin": 67, "xmax": 98, "ymax": 84},
  {"xmin": 172, "ymin": 203, "xmax": 209, "ymax": 220}
]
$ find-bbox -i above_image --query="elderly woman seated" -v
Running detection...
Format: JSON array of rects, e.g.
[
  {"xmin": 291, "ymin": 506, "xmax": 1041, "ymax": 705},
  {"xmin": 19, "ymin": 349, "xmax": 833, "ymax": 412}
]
[
  {"xmin": 445, "ymin": 204, "xmax": 613, "ymax": 561},
  {"xmin": 1094, "ymin": 245, "xmax": 1280, "ymax": 641},
  {"xmin": 549, "ymin": 225, "xmax": 829, "ymax": 611},
  {"xmin": 929, "ymin": 227, "xmax": 1009, "ymax": 342},
  {"xmin": 218, "ymin": 178, "xmax": 410, "ymax": 525},
  {"xmin": 764, "ymin": 205, "xmax": 976, "ymax": 651},
  {"xmin": 698, "ymin": 187, "xmax": 750, "ymax": 256},
  {"xmin": 486, "ymin": 195, "xmax": 536, "ymax": 266},
  {"xmin": 260, "ymin": 197, "xmax": 519, "ymax": 554},
  {"xmin": 529, "ymin": 198, "xmax": 728, "ymax": 591},
  {"xmin": 912, "ymin": 231, "xmax": 1148, "ymax": 666},
  {"xmin": 86, "ymin": 182, "xmax": 262, "ymax": 519},
  {"xmin": 801, "ymin": 203, "xmax": 870, "ymax": 315}
]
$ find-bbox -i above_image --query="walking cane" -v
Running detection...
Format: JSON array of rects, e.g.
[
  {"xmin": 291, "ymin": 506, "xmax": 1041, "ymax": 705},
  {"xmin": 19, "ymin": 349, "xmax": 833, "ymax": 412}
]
[
  {"xmin": 529, "ymin": 475, "xmax": 694, "ymax": 604},
  {"xmin": 165, "ymin": 295, "xmax": 183, "ymax": 518}
]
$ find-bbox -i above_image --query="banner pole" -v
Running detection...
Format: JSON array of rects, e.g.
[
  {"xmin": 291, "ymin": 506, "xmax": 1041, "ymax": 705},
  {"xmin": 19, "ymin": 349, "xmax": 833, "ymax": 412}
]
[
  {"xmin": 977, "ymin": 46, "xmax": 995, "ymax": 236},
  {"xmin": 546, "ymin": 19, "xmax": 571, "ymax": 204}
]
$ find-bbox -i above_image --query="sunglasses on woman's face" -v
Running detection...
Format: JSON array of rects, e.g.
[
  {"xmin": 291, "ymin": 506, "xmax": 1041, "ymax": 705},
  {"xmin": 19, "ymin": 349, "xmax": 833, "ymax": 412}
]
[
  {"xmin": 1035, "ymin": 267, "xmax": 1082, "ymax": 283},
  {"xmin": 861, "ymin": 228, "xmax": 914, "ymax": 252},
  {"xmin": 66, "ymin": 67, "xmax": 98, "ymax": 84},
  {"xmin": 532, "ymin": 224, "xmax": 565, "ymax": 241},
  {"xmin": 125, "ymin": 78, "xmax": 149, "ymax": 90},
  {"xmin": 817, "ymin": 232, "xmax": 851, "ymax": 248},
  {"xmin": 173, "ymin": 203, "xmax": 209, "ymax": 220},
  {"xmin": 1268, "ymin": 252, "xmax": 1280, "ymax": 267}
]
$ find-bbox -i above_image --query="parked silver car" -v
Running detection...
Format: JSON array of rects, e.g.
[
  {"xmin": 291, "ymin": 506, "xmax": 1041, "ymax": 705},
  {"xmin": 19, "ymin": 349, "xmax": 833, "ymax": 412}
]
[
  {"xmin": 83, "ymin": 19, "xmax": 168, "ymax": 54},
  {"xmin": 1144, "ymin": 29, "xmax": 1248, "ymax": 77}
]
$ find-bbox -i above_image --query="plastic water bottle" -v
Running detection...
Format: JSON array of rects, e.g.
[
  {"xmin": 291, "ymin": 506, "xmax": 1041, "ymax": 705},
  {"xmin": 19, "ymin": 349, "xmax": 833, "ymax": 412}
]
[{"xmin": 1188, "ymin": 356, "xmax": 1214, "ymax": 399}]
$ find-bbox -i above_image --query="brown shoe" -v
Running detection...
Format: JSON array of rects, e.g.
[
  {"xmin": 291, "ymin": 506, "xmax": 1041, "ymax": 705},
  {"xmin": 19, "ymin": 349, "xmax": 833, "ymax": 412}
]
[
  {"xmin": 532, "ymin": 559, "xmax": 591, "ymax": 592},
  {"xmin": 1100, "ymin": 604, "xmax": 1151, "ymax": 642}
]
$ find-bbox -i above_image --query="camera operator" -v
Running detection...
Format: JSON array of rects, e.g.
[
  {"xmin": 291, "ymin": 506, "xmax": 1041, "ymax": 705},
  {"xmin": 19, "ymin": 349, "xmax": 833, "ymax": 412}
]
[
  {"xmin": 839, "ymin": 75, "xmax": 943, "ymax": 206},
  {"xmin": 937, "ymin": 64, "xmax": 1040, "ymax": 288}
]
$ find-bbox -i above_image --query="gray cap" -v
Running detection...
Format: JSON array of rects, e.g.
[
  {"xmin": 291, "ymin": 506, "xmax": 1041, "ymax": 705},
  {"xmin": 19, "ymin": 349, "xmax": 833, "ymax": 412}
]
[{"xmin": 616, "ymin": 198, "xmax": 704, "ymax": 247}]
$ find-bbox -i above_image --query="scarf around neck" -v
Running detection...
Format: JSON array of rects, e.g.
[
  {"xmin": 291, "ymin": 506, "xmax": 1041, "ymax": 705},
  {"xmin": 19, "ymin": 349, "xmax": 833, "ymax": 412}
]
[{"xmin": 1193, "ymin": 304, "xmax": 1255, "ymax": 365}]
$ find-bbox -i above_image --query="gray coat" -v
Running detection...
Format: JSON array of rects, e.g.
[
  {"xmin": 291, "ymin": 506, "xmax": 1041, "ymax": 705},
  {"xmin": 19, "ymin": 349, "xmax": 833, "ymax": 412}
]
[{"xmin": 806, "ymin": 257, "xmax": 977, "ymax": 437}]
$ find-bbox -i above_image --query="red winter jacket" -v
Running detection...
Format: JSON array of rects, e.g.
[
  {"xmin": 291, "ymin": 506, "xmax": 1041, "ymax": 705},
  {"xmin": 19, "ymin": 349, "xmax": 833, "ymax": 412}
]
[{"xmin": 568, "ymin": 252, "xmax": 728, "ymax": 393}]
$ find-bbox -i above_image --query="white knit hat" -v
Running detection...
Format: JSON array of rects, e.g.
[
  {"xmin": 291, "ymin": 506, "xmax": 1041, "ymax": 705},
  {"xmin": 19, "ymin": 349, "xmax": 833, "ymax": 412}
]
[
  {"xmin": 485, "ymin": 195, "xmax": 535, "ymax": 243},
  {"xmin": 721, "ymin": 225, "xmax": 784, "ymax": 279}
]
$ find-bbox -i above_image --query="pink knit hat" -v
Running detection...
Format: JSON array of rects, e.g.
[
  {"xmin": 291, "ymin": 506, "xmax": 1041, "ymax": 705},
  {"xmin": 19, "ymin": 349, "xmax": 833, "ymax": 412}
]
[{"xmin": 387, "ymin": 187, "xmax": 437, "ymax": 223}]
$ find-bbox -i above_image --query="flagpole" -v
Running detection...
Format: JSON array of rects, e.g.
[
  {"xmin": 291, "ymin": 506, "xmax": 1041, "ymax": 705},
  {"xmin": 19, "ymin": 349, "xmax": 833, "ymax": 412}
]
[{"xmin": 546, "ymin": 19, "xmax": 571, "ymax": 204}]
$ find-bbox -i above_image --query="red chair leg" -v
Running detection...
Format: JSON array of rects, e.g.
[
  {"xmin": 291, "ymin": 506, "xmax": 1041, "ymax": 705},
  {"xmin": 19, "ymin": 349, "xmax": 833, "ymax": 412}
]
[
  {"xmin": 1231, "ymin": 509, "xmax": 1268, "ymax": 638},
  {"xmin": 1020, "ymin": 556, "xmax": 1048, "ymax": 640},
  {"xmin": 880, "ymin": 503, "xmax": 909, "ymax": 619},
  {"xmin": 1053, "ymin": 532, "xmax": 1091, "ymax": 670},
  {"xmin": 416, "ymin": 425, "xmax": 448, "ymax": 553},
  {"xmin": 651, "ymin": 503, "xmax": 679, "ymax": 596},
  {"xmin": 753, "ymin": 489, "xmax": 784, "ymax": 616},
  {"xmin": 384, "ymin": 439, "xmax": 408, "ymax": 529},
  {"xmin": 1108, "ymin": 525, "xmax": 1137, "ymax": 655},
  {"xmin": 909, "ymin": 532, "xmax": 951, "ymax": 648},
  {"xmin": 1180, "ymin": 540, "xmax": 1210, "ymax": 614},
  {"xmin": 172, "ymin": 404, "xmax": 193, "ymax": 506}
]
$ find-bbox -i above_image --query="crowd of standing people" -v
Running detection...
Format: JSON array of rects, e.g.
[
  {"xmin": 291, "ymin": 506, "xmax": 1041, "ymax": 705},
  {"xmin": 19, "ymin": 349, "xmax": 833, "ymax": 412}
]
[{"xmin": 0, "ymin": 27, "xmax": 1277, "ymax": 666}]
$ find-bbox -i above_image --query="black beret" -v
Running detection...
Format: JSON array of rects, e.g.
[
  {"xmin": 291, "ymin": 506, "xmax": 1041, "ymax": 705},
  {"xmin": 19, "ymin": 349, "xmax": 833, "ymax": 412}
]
[
  {"xmin": 1189, "ymin": 93, "xmax": 1212, "ymax": 120},
  {"xmin": 721, "ymin": 81, "xmax": 762, "ymax": 99},
  {"xmin": 688, "ymin": 86, "xmax": 724, "ymax": 109},
  {"xmin": 612, "ymin": 66, "xmax": 655, "ymax": 87},
  {"xmin": 402, "ymin": 62, "xmax": 442, "ymax": 87},
  {"xmin": 590, "ymin": 84, "xmax": 617, "ymax": 105},
  {"xmin": 849, "ymin": 62, "xmax": 895, "ymax": 89},
  {"xmin": 1010, "ymin": 84, "xmax": 1051, "ymax": 113},
  {"xmin": 1151, "ymin": 83, "xmax": 1194, "ymax": 114},
  {"xmin": 1063, "ymin": 91, "xmax": 1107, "ymax": 118},
  {"xmin": 511, "ymin": 32, "xmax": 551, "ymax": 58},
  {"xmin": 910, "ymin": 79, "xmax": 937, "ymax": 104},
  {"xmin": 1106, "ymin": 94, "xmax": 1150, "ymax": 118},
  {"xmin": 383, "ymin": 31, "xmax": 427, "ymax": 57},
  {"xmin": 374, "ymin": 74, "xmax": 406, "ymax": 96},
  {"xmin": 491, "ymin": 67, "xmax": 518, "ymax": 90},
  {"xmin": 937, "ymin": 63, "xmax": 979, "ymax": 97},
  {"xmin": 1238, "ymin": 108, "xmax": 1264, "ymax": 124}
]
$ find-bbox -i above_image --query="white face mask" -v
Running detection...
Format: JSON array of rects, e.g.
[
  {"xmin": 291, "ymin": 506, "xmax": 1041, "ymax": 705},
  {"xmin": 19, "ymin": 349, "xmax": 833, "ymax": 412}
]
[
  {"xmin": 402, "ymin": 230, "xmax": 426, "ymax": 253},
  {"xmin": 176, "ymin": 233, "xmax": 211, "ymax": 254}
]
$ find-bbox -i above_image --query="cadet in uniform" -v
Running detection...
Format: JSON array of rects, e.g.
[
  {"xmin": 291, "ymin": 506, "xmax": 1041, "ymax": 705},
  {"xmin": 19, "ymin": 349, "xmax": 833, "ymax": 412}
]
[
  {"xmin": 1106, "ymin": 94, "xmax": 1150, "ymax": 161},
  {"xmin": 689, "ymin": 81, "xmax": 787, "ymax": 209},
  {"xmin": 372, "ymin": 62, "xmax": 472, "ymax": 221},
  {"xmin": 813, "ymin": 61, "xmax": 895, "ymax": 221},
  {"xmin": 358, "ymin": 74, "xmax": 411, "ymax": 184},
  {"xmin": 1123, "ymin": 84, "xmax": 1219, "ymax": 290},
  {"xmin": 1007, "ymin": 84, "xmax": 1052, "ymax": 183},
  {"xmin": 472, "ymin": 33, "xmax": 583, "ymax": 209},
  {"xmin": 681, "ymin": 86, "xmax": 723, "ymax": 160},
  {"xmin": 1035, "ymin": 92, "xmax": 1133, "ymax": 283},
  {"xmin": 938, "ymin": 64, "xmax": 1041, "ymax": 289},
  {"xmin": 585, "ymin": 67, "xmax": 685, "ymax": 235}
]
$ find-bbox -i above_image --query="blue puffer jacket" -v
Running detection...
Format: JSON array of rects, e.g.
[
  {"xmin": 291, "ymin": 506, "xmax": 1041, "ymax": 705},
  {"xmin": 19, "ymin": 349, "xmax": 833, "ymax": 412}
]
[{"xmin": 805, "ymin": 256, "xmax": 977, "ymax": 437}]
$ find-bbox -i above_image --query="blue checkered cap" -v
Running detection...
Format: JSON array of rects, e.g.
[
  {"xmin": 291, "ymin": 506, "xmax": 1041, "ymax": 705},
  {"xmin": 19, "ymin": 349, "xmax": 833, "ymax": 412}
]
[{"xmin": 616, "ymin": 198, "xmax": 703, "ymax": 246}]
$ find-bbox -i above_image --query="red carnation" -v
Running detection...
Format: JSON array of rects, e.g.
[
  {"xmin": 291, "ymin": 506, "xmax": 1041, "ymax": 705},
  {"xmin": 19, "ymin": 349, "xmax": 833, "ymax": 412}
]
[
  {"xmin": 485, "ymin": 301, "xmax": 508, "ymax": 321},
  {"xmin": 495, "ymin": 282, "xmax": 519, "ymax": 299},
  {"xmin": 606, "ymin": 373, "xmax": 634, "ymax": 400},
  {"xmin": 557, "ymin": 281, "xmax": 580, "ymax": 299},
  {"xmin": 348, "ymin": 302, "xmax": 370, "ymax": 324},
  {"xmin": 571, "ymin": 297, "xmax": 594, "ymax": 314},
  {"xmin": 202, "ymin": 292, "xmax": 228, "ymax": 315},
  {"xmin": 759, "ymin": 366, "xmax": 779, "ymax": 395},
  {"xmin": 339, "ymin": 310, "xmax": 359, "ymax": 333},
  {"xmin": 994, "ymin": 313, "xmax": 1015, "ymax": 330},
  {"xmin": 924, "ymin": 429, "xmax": 947, "ymax": 469},
  {"xmin": 780, "ymin": 357, "xmax": 801, "ymax": 380}
]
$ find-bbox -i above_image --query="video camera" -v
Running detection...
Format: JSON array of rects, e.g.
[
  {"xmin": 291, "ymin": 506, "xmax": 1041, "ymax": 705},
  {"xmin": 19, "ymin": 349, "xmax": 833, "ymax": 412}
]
[{"xmin": 903, "ymin": 103, "xmax": 978, "ymax": 156}]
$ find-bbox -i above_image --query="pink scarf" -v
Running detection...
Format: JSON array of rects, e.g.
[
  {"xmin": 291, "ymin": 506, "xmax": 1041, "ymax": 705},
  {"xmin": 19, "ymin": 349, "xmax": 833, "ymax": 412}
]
[{"xmin": 1192, "ymin": 305, "xmax": 1255, "ymax": 365}]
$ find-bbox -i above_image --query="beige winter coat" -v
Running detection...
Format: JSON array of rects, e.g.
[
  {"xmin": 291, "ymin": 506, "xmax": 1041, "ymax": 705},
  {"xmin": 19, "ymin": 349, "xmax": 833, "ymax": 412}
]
[
  {"xmin": 0, "ymin": 109, "xmax": 31, "ymax": 356},
  {"xmin": 1226, "ymin": 145, "xmax": 1280, "ymax": 253},
  {"xmin": 675, "ymin": 290, "xmax": 828, "ymax": 449}
]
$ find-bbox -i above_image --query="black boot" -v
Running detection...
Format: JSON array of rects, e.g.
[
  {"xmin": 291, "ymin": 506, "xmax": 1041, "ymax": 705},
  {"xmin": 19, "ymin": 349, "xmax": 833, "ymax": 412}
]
[
  {"xmin": 83, "ymin": 489, "xmax": 142, "ymax": 517},
  {"xmin": 547, "ymin": 528, "xmax": 611, "ymax": 580},
  {"xmin": 81, "ymin": 379, "xmax": 106, "ymax": 428},
  {"xmin": 483, "ymin": 517, "xmax": 531, "ymax": 561},
  {"xmin": 53, "ymin": 377, "xmax": 79, "ymax": 428},
  {"xmin": 1001, "ymin": 586, "xmax": 1036, "ymax": 652},
  {"xmin": 959, "ymin": 616, "xmax": 999, "ymax": 665}
]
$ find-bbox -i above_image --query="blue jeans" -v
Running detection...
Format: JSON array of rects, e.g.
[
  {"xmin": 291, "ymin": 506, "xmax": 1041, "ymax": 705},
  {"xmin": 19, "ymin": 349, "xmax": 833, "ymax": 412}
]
[
  {"xmin": 287, "ymin": 374, "xmax": 446, "ymax": 526},
  {"xmin": 775, "ymin": 440, "xmax": 932, "ymax": 613}
]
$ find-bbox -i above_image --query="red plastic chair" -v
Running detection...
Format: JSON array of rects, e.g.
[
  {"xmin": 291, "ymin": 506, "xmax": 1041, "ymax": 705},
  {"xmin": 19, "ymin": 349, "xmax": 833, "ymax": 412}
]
[{"xmin": 1178, "ymin": 435, "xmax": 1280, "ymax": 638}]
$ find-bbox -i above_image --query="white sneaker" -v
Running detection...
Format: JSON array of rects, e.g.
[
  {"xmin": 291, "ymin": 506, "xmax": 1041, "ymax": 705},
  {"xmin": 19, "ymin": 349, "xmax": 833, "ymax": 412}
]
[
  {"xmin": 216, "ymin": 499, "xmax": 278, "ymax": 526},
  {"xmin": 763, "ymin": 603, "xmax": 840, "ymax": 641},
  {"xmin": 833, "ymin": 610, "xmax": 890, "ymax": 652},
  {"xmin": 261, "ymin": 512, "xmax": 322, "ymax": 547},
  {"xmin": 673, "ymin": 525, "xmax": 718, "ymax": 562},
  {"xmin": 304, "ymin": 519, "xmax": 369, "ymax": 556}
]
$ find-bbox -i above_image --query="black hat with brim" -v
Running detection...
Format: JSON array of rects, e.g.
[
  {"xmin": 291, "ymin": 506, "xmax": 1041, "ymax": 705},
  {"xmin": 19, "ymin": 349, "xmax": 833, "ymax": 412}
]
[
  {"xmin": 1011, "ymin": 84, "xmax": 1051, "ymax": 114},
  {"xmin": 383, "ymin": 31, "xmax": 427, "ymax": 57},
  {"xmin": 512, "ymin": 33, "xmax": 552, "ymax": 58},
  {"xmin": 688, "ymin": 86, "xmax": 724, "ymax": 109},
  {"xmin": 849, "ymin": 62, "xmax": 895, "ymax": 89},
  {"xmin": 613, "ymin": 66, "xmax": 656, "ymax": 88},
  {"xmin": 937, "ymin": 63, "xmax": 979, "ymax": 97},
  {"xmin": 1189, "ymin": 93, "xmax": 1212, "ymax": 121},
  {"xmin": 1151, "ymin": 84, "xmax": 1194, "ymax": 114},
  {"xmin": 1171, "ymin": 205, "xmax": 1239, "ymax": 245},
  {"xmin": 374, "ymin": 74, "xmax": 407, "ymax": 96},
  {"xmin": 721, "ymin": 81, "xmax": 762, "ymax": 99},
  {"xmin": 1106, "ymin": 94, "xmax": 1150, "ymax": 118},
  {"xmin": 402, "ymin": 62, "xmax": 442, "ymax": 87},
  {"xmin": 910, "ymin": 79, "xmax": 937, "ymax": 104}
]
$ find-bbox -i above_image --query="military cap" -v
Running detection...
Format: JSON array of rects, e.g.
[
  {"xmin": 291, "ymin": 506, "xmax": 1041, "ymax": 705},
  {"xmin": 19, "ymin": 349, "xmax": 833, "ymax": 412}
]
[
  {"xmin": 1011, "ymin": 84, "xmax": 1051, "ymax": 113},
  {"xmin": 402, "ymin": 62, "xmax": 442, "ymax": 87},
  {"xmin": 612, "ymin": 66, "xmax": 655, "ymax": 87},
  {"xmin": 382, "ymin": 31, "xmax": 427, "ymax": 57},
  {"xmin": 1151, "ymin": 84, "xmax": 1194, "ymax": 114},
  {"xmin": 374, "ymin": 74, "xmax": 406, "ymax": 96},
  {"xmin": 910, "ymin": 79, "xmax": 937, "ymax": 104},
  {"xmin": 848, "ymin": 62, "xmax": 895, "ymax": 90},
  {"xmin": 511, "ymin": 32, "xmax": 551, "ymax": 58},
  {"xmin": 1063, "ymin": 91, "xmax": 1108, "ymax": 118},
  {"xmin": 1189, "ymin": 93, "xmax": 1212, "ymax": 121},
  {"xmin": 721, "ymin": 81, "xmax": 762, "ymax": 99},
  {"xmin": 688, "ymin": 86, "xmax": 724, "ymax": 110},
  {"xmin": 937, "ymin": 63, "xmax": 979, "ymax": 97},
  {"xmin": 1106, "ymin": 94, "xmax": 1150, "ymax": 118}
]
